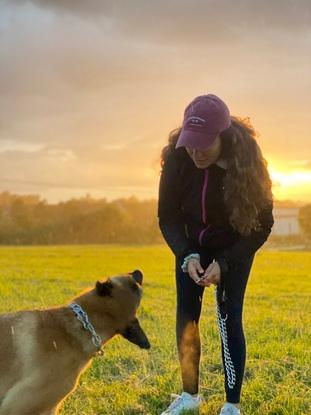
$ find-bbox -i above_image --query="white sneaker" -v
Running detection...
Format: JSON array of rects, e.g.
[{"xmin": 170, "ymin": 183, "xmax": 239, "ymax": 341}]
[
  {"xmin": 160, "ymin": 392, "xmax": 202, "ymax": 414},
  {"xmin": 219, "ymin": 402, "xmax": 241, "ymax": 415}
]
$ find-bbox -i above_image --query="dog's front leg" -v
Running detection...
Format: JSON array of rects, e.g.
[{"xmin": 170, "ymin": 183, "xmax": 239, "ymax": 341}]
[
  {"xmin": 0, "ymin": 381, "xmax": 59, "ymax": 415},
  {"xmin": 40, "ymin": 407, "xmax": 58, "ymax": 415},
  {"xmin": 40, "ymin": 408, "xmax": 57, "ymax": 415}
]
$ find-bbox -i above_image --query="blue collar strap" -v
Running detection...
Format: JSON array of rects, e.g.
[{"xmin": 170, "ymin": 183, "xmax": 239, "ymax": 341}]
[{"xmin": 69, "ymin": 302, "xmax": 103, "ymax": 351}]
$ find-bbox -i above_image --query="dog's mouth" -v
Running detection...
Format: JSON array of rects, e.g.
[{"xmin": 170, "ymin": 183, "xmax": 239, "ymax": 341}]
[{"xmin": 120, "ymin": 318, "xmax": 150, "ymax": 349}]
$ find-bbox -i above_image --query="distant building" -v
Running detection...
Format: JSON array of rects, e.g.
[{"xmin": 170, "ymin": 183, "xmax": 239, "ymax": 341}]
[{"xmin": 271, "ymin": 207, "xmax": 301, "ymax": 236}]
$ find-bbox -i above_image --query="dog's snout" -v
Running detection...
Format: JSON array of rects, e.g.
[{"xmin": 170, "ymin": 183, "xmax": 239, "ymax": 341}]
[
  {"xmin": 140, "ymin": 338, "xmax": 151, "ymax": 350},
  {"xmin": 120, "ymin": 318, "xmax": 150, "ymax": 350}
]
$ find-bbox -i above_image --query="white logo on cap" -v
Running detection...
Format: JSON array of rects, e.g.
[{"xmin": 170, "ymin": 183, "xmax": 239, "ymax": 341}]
[{"xmin": 186, "ymin": 116, "xmax": 207, "ymax": 127}]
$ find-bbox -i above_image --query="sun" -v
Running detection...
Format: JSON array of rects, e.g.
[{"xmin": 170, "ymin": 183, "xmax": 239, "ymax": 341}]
[{"xmin": 268, "ymin": 159, "xmax": 311, "ymax": 202}]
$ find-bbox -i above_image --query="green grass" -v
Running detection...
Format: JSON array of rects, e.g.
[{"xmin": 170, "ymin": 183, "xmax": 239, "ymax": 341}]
[{"xmin": 0, "ymin": 245, "xmax": 310, "ymax": 415}]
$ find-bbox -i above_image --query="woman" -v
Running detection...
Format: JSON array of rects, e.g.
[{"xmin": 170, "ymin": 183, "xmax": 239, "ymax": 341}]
[{"xmin": 157, "ymin": 94, "xmax": 274, "ymax": 415}]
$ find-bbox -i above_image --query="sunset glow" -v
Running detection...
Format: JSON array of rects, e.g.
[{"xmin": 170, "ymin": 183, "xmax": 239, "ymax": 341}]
[
  {"xmin": 0, "ymin": 1, "xmax": 310, "ymax": 205},
  {"xmin": 268, "ymin": 160, "xmax": 311, "ymax": 202}
]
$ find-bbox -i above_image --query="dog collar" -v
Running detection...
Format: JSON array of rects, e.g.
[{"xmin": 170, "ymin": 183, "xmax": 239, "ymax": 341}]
[{"xmin": 69, "ymin": 302, "xmax": 103, "ymax": 354}]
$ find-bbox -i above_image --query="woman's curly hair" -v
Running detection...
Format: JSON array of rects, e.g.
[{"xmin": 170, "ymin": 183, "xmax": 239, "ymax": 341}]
[{"xmin": 160, "ymin": 116, "xmax": 274, "ymax": 236}]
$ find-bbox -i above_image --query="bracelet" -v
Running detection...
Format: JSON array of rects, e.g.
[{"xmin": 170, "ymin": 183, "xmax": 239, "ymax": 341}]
[{"xmin": 181, "ymin": 253, "xmax": 200, "ymax": 273}]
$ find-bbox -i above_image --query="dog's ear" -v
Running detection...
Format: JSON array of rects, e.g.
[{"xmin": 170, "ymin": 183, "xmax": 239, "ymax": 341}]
[
  {"xmin": 96, "ymin": 279, "xmax": 113, "ymax": 296},
  {"xmin": 130, "ymin": 269, "xmax": 143, "ymax": 285}
]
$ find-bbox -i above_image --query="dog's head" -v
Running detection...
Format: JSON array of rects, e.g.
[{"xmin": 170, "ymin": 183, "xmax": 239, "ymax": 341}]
[{"xmin": 94, "ymin": 269, "xmax": 150, "ymax": 349}]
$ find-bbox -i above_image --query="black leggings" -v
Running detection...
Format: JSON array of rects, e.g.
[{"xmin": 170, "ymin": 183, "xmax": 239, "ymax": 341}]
[{"xmin": 175, "ymin": 252, "xmax": 255, "ymax": 403}]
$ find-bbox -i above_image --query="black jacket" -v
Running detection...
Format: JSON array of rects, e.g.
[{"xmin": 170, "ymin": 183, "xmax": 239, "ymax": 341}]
[{"xmin": 157, "ymin": 147, "xmax": 274, "ymax": 285}]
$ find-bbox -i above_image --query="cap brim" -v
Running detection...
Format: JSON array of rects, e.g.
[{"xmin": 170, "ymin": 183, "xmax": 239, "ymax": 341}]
[{"xmin": 176, "ymin": 128, "xmax": 218, "ymax": 149}]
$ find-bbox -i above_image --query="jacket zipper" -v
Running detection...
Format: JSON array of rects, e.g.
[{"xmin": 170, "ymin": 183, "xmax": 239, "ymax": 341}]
[
  {"xmin": 201, "ymin": 168, "xmax": 209, "ymax": 224},
  {"xmin": 199, "ymin": 168, "xmax": 211, "ymax": 246}
]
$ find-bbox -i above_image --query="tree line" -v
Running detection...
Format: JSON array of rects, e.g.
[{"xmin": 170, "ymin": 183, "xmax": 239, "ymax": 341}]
[
  {"xmin": 0, "ymin": 191, "xmax": 310, "ymax": 245},
  {"xmin": 0, "ymin": 191, "xmax": 162, "ymax": 245}
]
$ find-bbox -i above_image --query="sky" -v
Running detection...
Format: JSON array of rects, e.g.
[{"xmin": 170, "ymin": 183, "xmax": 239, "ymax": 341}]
[{"xmin": 0, "ymin": 0, "xmax": 310, "ymax": 204}]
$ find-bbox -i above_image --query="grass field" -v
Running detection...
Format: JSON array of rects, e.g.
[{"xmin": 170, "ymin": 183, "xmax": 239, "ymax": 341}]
[{"xmin": 0, "ymin": 245, "xmax": 310, "ymax": 415}]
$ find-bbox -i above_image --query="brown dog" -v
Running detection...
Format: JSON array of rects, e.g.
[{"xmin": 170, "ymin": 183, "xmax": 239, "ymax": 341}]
[{"xmin": 0, "ymin": 270, "xmax": 150, "ymax": 415}]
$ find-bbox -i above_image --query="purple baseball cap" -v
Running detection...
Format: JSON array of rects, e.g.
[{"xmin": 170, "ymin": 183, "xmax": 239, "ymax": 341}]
[{"xmin": 176, "ymin": 94, "xmax": 231, "ymax": 149}]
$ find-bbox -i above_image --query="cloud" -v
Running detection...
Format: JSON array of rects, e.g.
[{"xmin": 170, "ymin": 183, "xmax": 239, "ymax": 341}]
[
  {"xmin": 0, "ymin": 139, "xmax": 45, "ymax": 153},
  {"xmin": 0, "ymin": 139, "xmax": 161, "ymax": 192},
  {"xmin": 4, "ymin": 0, "xmax": 113, "ymax": 17},
  {"xmin": 302, "ymin": 161, "xmax": 311, "ymax": 170},
  {"xmin": 288, "ymin": 160, "xmax": 310, "ymax": 168},
  {"xmin": 6, "ymin": 0, "xmax": 311, "ymax": 37},
  {"xmin": 0, "ymin": 0, "xmax": 310, "ymax": 202}
]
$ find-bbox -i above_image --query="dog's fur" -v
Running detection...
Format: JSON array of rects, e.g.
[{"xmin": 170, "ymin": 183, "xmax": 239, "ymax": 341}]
[{"xmin": 0, "ymin": 270, "xmax": 150, "ymax": 415}]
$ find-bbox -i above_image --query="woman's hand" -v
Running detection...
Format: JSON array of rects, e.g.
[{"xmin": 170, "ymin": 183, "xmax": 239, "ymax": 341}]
[
  {"xmin": 197, "ymin": 260, "xmax": 221, "ymax": 287},
  {"xmin": 186, "ymin": 258, "xmax": 205, "ymax": 283}
]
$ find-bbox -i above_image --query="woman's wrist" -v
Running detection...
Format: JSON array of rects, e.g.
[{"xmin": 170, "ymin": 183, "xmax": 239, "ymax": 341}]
[{"xmin": 181, "ymin": 253, "xmax": 200, "ymax": 272}]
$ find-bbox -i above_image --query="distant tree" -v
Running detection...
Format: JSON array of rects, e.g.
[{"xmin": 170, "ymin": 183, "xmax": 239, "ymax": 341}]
[
  {"xmin": 0, "ymin": 191, "xmax": 163, "ymax": 245},
  {"xmin": 299, "ymin": 203, "xmax": 311, "ymax": 240}
]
